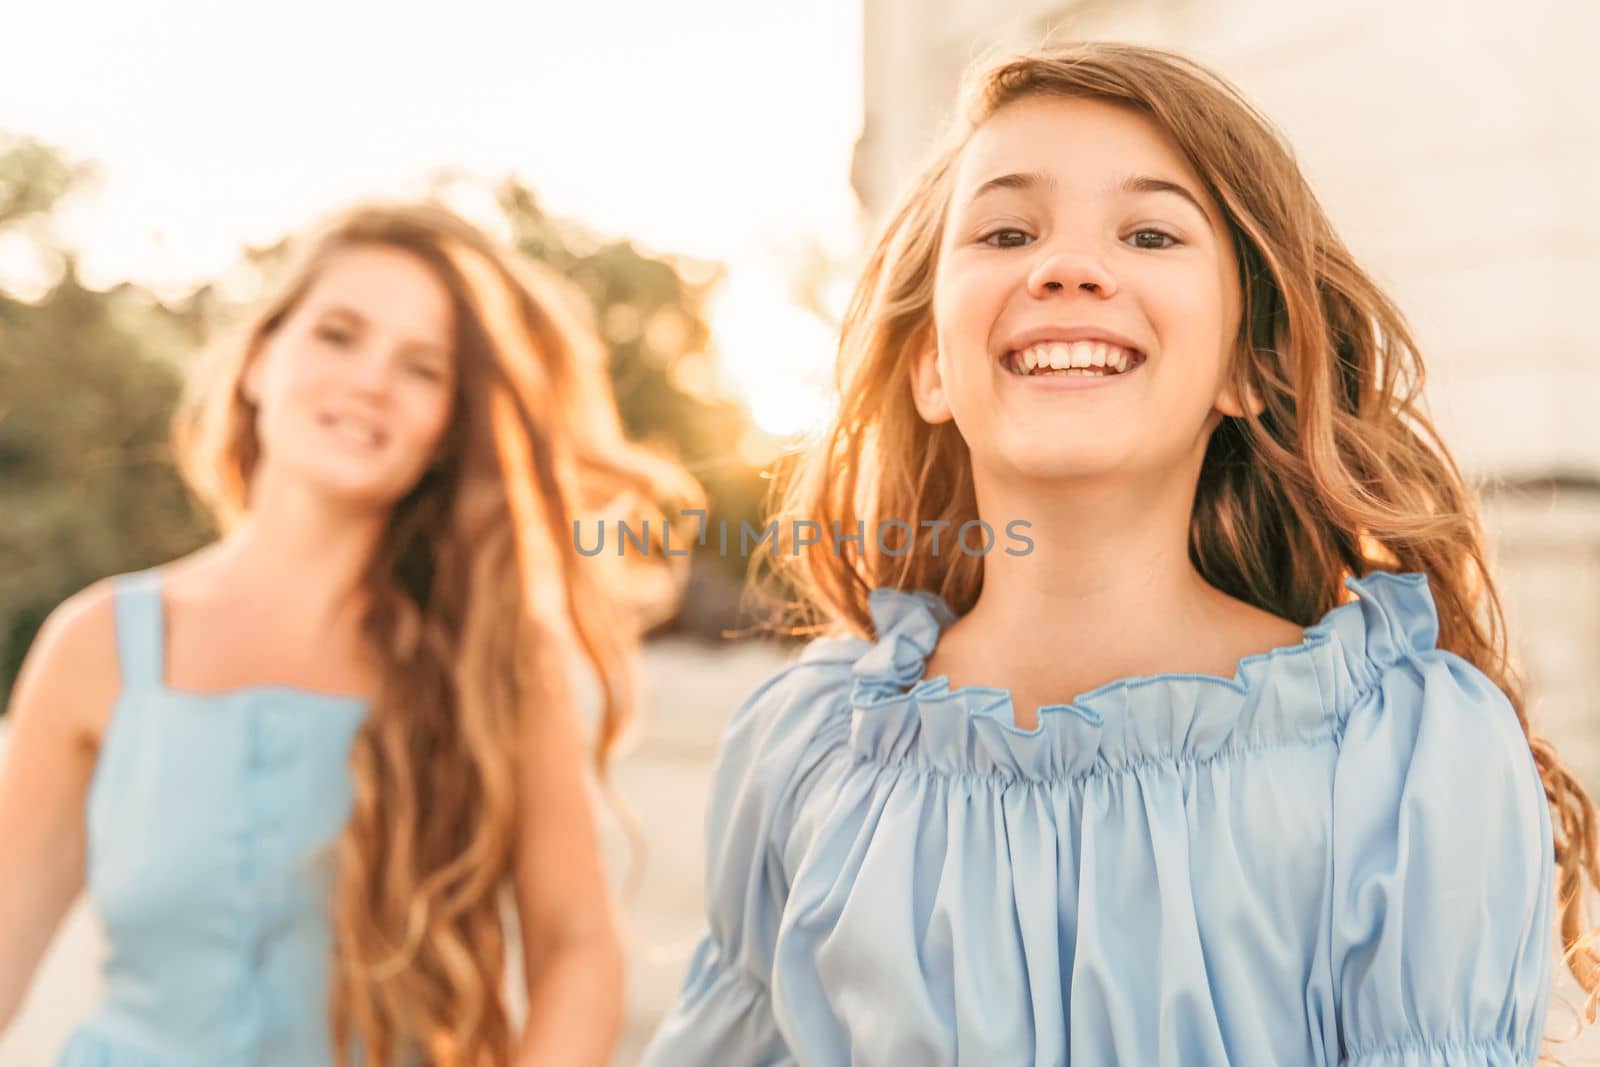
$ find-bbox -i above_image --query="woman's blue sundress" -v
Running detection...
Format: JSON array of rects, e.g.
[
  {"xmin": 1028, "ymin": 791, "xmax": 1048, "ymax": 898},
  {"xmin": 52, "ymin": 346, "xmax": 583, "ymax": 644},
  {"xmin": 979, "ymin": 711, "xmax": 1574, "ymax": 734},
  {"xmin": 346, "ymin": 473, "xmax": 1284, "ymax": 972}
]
[
  {"xmin": 56, "ymin": 569, "xmax": 369, "ymax": 1066},
  {"xmin": 642, "ymin": 571, "xmax": 1555, "ymax": 1066}
]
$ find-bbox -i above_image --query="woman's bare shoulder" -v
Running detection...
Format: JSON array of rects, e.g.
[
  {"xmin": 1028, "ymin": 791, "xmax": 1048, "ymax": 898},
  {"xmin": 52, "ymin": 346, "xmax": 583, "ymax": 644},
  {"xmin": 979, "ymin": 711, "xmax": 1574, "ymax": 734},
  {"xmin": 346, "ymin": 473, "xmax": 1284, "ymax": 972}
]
[{"xmin": 9, "ymin": 578, "xmax": 126, "ymax": 744}]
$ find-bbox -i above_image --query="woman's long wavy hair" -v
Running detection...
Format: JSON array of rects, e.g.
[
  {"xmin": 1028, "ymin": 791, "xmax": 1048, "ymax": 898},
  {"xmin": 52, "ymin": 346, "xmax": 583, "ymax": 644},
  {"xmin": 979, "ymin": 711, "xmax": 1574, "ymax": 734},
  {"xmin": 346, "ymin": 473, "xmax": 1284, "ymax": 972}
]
[
  {"xmin": 174, "ymin": 202, "xmax": 700, "ymax": 1065},
  {"xmin": 764, "ymin": 42, "xmax": 1600, "ymax": 1017}
]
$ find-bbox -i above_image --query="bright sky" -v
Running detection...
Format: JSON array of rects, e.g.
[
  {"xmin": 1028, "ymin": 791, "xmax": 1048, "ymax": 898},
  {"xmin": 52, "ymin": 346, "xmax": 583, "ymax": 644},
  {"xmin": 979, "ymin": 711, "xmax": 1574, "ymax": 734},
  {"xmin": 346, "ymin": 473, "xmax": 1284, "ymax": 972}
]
[{"xmin": 2, "ymin": 0, "xmax": 860, "ymax": 440}]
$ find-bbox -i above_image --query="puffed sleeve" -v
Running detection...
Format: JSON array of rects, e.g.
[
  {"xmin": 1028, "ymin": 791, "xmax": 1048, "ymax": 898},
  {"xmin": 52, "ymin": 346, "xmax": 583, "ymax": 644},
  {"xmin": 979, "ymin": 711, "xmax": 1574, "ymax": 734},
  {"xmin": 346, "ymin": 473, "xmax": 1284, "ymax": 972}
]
[
  {"xmin": 639, "ymin": 640, "xmax": 859, "ymax": 1067},
  {"xmin": 1329, "ymin": 643, "xmax": 1555, "ymax": 1065}
]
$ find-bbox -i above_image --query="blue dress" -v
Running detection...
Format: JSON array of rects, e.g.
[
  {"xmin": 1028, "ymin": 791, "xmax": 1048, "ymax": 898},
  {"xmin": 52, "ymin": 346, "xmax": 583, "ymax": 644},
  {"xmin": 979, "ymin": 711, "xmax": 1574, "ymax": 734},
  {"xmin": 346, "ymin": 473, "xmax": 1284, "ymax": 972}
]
[
  {"xmin": 641, "ymin": 571, "xmax": 1555, "ymax": 1066},
  {"xmin": 57, "ymin": 570, "xmax": 369, "ymax": 1066}
]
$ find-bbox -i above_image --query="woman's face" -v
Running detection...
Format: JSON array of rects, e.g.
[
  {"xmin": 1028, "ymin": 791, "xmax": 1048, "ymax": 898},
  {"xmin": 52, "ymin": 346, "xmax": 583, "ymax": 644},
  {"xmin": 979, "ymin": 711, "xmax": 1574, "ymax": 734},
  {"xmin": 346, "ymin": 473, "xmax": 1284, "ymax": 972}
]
[
  {"xmin": 920, "ymin": 95, "xmax": 1250, "ymax": 488},
  {"xmin": 244, "ymin": 243, "xmax": 457, "ymax": 510}
]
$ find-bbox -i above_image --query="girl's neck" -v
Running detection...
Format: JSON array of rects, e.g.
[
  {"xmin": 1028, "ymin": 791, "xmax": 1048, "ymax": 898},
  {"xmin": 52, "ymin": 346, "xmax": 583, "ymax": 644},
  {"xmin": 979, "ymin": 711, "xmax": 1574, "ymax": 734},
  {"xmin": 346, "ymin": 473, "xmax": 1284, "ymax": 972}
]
[
  {"xmin": 198, "ymin": 469, "xmax": 388, "ymax": 632},
  {"xmin": 963, "ymin": 472, "xmax": 1212, "ymax": 651},
  {"xmin": 926, "ymin": 471, "xmax": 1300, "ymax": 727}
]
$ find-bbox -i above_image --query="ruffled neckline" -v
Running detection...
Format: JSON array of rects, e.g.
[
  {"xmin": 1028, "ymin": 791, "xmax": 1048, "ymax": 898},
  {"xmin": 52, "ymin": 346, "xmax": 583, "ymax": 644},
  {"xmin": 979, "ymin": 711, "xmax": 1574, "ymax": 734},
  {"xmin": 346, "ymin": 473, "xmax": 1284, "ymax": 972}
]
[{"xmin": 845, "ymin": 571, "xmax": 1439, "ymax": 783}]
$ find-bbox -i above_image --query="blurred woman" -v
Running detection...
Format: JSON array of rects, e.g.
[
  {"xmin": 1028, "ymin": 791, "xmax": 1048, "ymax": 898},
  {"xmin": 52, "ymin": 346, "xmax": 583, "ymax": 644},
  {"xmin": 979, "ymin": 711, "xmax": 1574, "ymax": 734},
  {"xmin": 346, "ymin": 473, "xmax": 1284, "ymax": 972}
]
[{"xmin": 0, "ymin": 201, "xmax": 698, "ymax": 1066}]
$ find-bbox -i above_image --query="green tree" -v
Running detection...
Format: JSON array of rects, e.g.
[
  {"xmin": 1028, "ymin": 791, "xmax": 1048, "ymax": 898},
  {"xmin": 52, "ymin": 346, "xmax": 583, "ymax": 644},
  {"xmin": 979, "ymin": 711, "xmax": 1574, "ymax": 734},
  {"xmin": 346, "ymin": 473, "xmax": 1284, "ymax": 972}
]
[{"xmin": 0, "ymin": 138, "xmax": 214, "ymax": 702}]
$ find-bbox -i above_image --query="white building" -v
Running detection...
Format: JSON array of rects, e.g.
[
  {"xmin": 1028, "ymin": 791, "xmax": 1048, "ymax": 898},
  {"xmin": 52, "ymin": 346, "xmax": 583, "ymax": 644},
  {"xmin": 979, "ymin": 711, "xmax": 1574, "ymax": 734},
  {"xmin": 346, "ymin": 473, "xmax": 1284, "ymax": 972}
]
[{"xmin": 853, "ymin": 0, "xmax": 1600, "ymax": 783}]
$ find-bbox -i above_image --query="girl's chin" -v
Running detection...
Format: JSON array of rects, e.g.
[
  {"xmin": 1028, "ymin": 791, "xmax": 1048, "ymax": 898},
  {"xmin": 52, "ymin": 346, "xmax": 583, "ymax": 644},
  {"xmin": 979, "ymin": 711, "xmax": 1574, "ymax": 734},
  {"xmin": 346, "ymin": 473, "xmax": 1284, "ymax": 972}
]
[
  {"xmin": 984, "ymin": 443, "xmax": 1134, "ymax": 482},
  {"xmin": 1001, "ymin": 460, "xmax": 1128, "ymax": 484},
  {"xmin": 297, "ymin": 467, "xmax": 421, "ymax": 512}
]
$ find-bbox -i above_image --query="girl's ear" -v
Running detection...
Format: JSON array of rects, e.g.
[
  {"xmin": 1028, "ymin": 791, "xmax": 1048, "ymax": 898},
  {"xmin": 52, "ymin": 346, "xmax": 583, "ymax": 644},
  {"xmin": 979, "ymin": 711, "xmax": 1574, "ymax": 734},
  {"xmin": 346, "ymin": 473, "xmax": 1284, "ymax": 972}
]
[
  {"xmin": 240, "ymin": 356, "xmax": 263, "ymax": 406},
  {"xmin": 910, "ymin": 333, "xmax": 954, "ymax": 424},
  {"xmin": 1215, "ymin": 347, "xmax": 1265, "ymax": 418},
  {"xmin": 239, "ymin": 337, "xmax": 271, "ymax": 407},
  {"xmin": 1214, "ymin": 380, "xmax": 1264, "ymax": 418}
]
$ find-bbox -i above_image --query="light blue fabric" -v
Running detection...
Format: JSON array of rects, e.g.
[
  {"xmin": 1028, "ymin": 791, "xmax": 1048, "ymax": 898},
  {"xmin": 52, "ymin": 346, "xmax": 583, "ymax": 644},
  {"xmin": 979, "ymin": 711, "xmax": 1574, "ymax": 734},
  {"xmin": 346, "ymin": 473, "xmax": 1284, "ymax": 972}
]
[
  {"xmin": 641, "ymin": 571, "xmax": 1555, "ymax": 1066},
  {"xmin": 58, "ymin": 570, "xmax": 369, "ymax": 1066}
]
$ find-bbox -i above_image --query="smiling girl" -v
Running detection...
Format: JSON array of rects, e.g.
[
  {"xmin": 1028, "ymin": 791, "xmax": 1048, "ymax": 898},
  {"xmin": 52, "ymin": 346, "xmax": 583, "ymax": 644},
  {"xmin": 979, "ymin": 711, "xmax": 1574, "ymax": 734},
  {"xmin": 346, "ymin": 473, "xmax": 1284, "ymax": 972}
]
[
  {"xmin": 0, "ymin": 202, "xmax": 696, "ymax": 1066},
  {"xmin": 642, "ymin": 43, "xmax": 1599, "ymax": 1065}
]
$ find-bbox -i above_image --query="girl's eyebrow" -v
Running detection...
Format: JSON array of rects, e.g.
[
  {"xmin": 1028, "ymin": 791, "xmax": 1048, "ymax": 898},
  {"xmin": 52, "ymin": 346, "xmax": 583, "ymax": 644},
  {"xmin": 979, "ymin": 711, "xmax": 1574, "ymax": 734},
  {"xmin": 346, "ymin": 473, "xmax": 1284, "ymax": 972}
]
[
  {"xmin": 314, "ymin": 303, "xmax": 366, "ymax": 324},
  {"xmin": 1117, "ymin": 174, "xmax": 1214, "ymax": 227},
  {"xmin": 316, "ymin": 303, "xmax": 448, "ymax": 358},
  {"xmin": 967, "ymin": 170, "xmax": 1214, "ymax": 227},
  {"xmin": 968, "ymin": 170, "xmax": 1058, "ymax": 201}
]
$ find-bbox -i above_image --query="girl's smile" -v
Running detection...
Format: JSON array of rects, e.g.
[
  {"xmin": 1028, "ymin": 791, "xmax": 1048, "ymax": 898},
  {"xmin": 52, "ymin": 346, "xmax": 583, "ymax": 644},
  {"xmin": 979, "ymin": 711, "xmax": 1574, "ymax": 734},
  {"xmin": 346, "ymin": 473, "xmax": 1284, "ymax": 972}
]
[{"xmin": 998, "ymin": 327, "xmax": 1149, "ymax": 389}]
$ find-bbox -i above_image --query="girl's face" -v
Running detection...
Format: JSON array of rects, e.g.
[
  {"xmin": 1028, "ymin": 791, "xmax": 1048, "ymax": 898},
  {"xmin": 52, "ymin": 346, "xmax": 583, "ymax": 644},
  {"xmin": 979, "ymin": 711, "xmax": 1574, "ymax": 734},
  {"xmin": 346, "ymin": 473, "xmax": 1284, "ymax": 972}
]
[
  {"xmin": 244, "ymin": 244, "xmax": 457, "ymax": 509},
  {"xmin": 920, "ymin": 96, "xmax": 1252, "ymax": 487}
]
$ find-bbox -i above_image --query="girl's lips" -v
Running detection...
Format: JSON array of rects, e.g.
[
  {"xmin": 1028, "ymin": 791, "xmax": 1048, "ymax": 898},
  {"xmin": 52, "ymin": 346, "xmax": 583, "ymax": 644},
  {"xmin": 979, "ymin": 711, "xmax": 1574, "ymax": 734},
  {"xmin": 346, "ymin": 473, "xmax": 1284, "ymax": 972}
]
[
  {"xmin": 997, "ymin": 325, "xmax": 1148, "ymax": 358},
  {"xmin": 1007, "ymin": 339, "xmax": 1142, "ymax": 375}
]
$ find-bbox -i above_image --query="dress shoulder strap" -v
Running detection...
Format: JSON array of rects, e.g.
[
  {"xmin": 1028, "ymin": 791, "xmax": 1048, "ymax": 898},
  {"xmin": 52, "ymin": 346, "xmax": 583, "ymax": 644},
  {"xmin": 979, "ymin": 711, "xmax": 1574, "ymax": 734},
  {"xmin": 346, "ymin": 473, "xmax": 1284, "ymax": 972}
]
[{"xmin": 112, "ymin": 570, "xmax": 166, "ymax": 693}]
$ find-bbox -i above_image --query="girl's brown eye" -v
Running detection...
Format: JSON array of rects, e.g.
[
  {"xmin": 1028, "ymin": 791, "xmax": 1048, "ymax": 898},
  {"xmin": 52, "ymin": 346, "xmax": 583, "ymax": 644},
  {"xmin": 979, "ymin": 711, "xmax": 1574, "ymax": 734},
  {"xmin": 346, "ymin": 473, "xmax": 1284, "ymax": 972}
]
[
  {"xmin": 1128, "ymin": 229, "xmax": 1180, "ymax": 250},
  {"xmin": 982, "ymin": 229, "xmax": 1033, "ymax": 249}
]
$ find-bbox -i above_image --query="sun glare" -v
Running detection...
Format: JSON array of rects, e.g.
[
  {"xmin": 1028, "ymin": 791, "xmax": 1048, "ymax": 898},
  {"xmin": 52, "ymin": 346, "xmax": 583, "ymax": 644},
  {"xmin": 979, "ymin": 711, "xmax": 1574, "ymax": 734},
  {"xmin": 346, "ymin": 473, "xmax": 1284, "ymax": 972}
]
[{"xmin": 711, "ymin": 278, "xmax": 839, "ymax": 440}]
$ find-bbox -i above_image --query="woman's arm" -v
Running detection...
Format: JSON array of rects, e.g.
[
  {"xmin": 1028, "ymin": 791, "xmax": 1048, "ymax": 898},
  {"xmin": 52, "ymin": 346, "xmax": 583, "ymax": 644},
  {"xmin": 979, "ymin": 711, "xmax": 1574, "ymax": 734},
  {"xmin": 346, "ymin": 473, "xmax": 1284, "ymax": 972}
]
[
  {"xmin": 510, "ymin": 642, "xmax": 626, "ymax": 1067},
  {"xmin": 0, "ymin": 584, "xmax": 118, "ymax": 1035}
]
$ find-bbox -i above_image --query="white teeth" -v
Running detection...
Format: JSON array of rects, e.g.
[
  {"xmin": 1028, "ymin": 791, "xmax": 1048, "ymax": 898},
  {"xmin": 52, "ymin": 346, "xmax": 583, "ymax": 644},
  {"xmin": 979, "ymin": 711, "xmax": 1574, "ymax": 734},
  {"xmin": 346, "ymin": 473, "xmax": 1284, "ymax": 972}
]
[
  {"xmin": 327, "ymin": 416, "xmax": 382, "ymax": 448},
  {"xmin": 1012, "ymin": 340, "xmax": 1138, "ymax": 376}
]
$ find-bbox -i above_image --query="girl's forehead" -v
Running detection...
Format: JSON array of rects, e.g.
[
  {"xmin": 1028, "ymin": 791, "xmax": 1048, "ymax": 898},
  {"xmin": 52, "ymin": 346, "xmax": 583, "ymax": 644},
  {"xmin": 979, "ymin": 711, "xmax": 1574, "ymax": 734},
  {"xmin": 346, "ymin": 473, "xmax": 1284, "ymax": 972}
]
[
  {"xmin": 953, "ymin": 96, "xmax": 1201, "ymax": 197},
  {"xmin": 302, "ymin": 244, "xmax": 455, "ymax": 345}
]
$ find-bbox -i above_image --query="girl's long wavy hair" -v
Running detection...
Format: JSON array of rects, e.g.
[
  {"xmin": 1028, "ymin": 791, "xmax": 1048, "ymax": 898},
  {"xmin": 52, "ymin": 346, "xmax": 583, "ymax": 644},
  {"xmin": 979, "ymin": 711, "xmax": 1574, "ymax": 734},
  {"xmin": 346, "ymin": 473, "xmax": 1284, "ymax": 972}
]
[
  {"xmin": 174, "ymin": 202, "xmax": 700, "ymax": 1065},
  {"xmin": 765, "ymin": 42, "xmax": 1600, "ymax": 1016}
]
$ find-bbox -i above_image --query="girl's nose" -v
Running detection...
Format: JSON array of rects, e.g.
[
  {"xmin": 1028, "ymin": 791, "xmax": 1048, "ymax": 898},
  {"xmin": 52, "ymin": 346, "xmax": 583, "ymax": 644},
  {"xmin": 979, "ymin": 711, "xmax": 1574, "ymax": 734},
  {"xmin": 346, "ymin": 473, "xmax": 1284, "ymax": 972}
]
[
  {"xmin": 348, "ymin": 347, "xmax": 395, "ymax": 397},
  {"xmin": 1026, "ymin": 248, "xmax": 1118, "ymax": 300}
]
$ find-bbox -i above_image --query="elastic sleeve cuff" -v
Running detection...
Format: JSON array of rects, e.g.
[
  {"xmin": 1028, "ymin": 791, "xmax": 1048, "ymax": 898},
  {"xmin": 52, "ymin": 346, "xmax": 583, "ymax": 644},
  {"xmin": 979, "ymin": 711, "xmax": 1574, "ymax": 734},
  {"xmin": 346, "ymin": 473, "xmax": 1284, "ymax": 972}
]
[
  {"xmin": 1343, "ymin": 1037, "xmax": 1529, "ymax": 1067},
  {"xmin": 639, "ymin": 934, "xmax": 793, "ymax": 1067}
]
